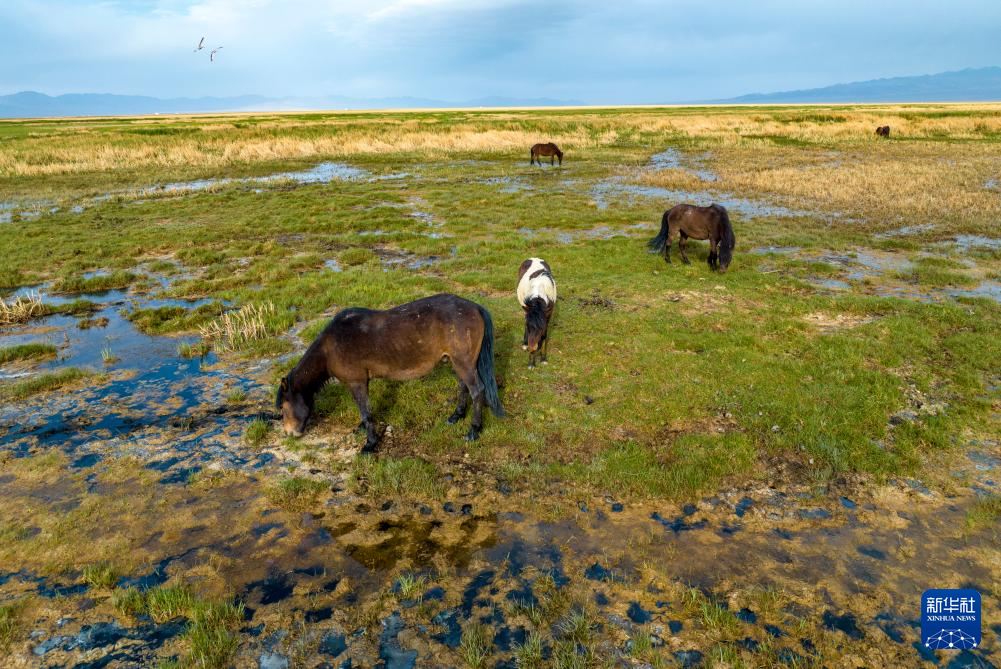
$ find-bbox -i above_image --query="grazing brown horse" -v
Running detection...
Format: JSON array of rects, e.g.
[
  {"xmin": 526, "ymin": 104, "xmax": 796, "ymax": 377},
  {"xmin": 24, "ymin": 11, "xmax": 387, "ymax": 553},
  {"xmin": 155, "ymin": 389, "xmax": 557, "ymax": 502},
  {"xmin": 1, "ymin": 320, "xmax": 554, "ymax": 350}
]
[
  {"xmin": 276, "ymin": 294, "xmax": 504, "ymax": 450},
  {"xmin": 516, "ymin": 258, "xmax": 557, "ymax": 368},
  {"xmin": 876, "ymin": 125, "xmax": 891, "ymax": 137},
  {"xmin": 648, "ymin": 203, "xmax": 736, "ymax": 272},
  {"xmin": 530, "ymin": 142, "xmax": 563, "ymax": 166}
]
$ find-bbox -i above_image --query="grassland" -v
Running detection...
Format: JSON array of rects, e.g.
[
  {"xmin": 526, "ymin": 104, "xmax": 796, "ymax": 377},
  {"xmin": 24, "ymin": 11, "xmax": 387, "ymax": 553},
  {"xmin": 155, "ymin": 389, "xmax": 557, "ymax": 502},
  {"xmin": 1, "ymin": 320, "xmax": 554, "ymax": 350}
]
[{"xmin": 1, "ymin": 104, "xmax": 999, "ymax": 505}]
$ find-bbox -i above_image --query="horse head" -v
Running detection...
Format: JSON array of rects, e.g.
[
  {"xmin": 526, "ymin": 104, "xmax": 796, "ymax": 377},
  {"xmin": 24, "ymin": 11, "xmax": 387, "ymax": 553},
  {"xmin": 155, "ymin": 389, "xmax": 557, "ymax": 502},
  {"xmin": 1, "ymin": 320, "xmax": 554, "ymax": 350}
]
[
  {"xmin": 524, "ymin": 297, "xmax": 551, "ymax": 353},
  {"xmin": 276, "ymin": 375, "xmax": 310, "ymax": 437}
]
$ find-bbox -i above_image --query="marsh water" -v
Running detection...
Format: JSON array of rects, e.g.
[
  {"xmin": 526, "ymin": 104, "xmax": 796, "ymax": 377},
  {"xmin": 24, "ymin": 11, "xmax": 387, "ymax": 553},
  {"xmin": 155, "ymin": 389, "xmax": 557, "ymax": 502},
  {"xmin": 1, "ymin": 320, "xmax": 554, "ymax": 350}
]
[{"xmin": 1, "ymin": 157, "xmax": 1000, "ymax": 668}]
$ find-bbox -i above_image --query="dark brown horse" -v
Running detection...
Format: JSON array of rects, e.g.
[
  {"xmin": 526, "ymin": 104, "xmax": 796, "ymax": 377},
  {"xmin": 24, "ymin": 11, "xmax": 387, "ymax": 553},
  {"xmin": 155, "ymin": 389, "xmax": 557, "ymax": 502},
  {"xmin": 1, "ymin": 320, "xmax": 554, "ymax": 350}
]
[
  {"xmin": 530, "ymin": 142, "xmax": 563, "ymax": 166},
  {"xmin": 876, "ymin": 126, "xmax": 891, "ymax": 137},
  {"xmin": 516, "ymin": 258, "xmax": 557, "ymax": 368},
  {"xmin": 276, "ymin": 293, "xmax": 504, "ymax": 450},
  {"xmin": 648, "ymin": 203, "xmax": 736, "ymax": 272}
]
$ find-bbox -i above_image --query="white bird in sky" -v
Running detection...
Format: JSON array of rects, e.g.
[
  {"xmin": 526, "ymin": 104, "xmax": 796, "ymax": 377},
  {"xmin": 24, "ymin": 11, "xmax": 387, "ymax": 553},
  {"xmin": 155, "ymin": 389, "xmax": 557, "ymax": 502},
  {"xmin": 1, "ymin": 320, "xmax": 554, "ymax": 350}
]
[
  {"xmin": 194, "ymin": 37, "xmax": 205, "ymax": 52},
  {"xmin": 210, "ymin": 47, "xmax": 223, "ymax": 62}
]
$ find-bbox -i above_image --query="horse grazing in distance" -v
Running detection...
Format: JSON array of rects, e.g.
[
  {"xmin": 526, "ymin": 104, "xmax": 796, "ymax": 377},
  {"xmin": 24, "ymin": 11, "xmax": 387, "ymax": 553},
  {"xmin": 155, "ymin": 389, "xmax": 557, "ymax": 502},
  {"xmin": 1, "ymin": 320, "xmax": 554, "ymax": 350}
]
[
  {"xmin": 648, "ymin": 203, "xmax": 736, "ymax": 272},
  {"xmin": 530, "ymin": 143, "xmax": 563, "ymax": 166},
  {"xmin": 517, "ymin": 258, "xmax": 557, "ymax": 368},
  {"xmin": 875, "ymin": 126, "xmax": 891, "ymax": 137},
  {"xmin": 276, "ymin": 294, "xmax": 504, "ymax": 450}
]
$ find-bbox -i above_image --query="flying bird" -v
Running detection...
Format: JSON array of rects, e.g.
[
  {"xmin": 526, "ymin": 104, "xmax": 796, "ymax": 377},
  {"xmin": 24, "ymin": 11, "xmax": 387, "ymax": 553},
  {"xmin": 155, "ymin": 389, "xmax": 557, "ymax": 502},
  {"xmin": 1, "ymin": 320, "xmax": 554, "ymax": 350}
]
[
  {"xmin": 194, "ymin": 37, "xmax": 205, "ymax": 51},
  {"xmin": 210, "ymin": 47, "xmax": 223, "ymax": 62}
]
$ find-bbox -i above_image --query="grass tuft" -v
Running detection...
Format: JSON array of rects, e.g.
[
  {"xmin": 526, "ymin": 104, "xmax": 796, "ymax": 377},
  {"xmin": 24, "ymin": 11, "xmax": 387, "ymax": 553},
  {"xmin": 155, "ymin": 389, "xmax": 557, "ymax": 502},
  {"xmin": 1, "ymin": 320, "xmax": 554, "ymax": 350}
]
[
  {"xmin": 513, "ymin": 631, "xmax": 544, "ymax": 668},
  {"xmin": 0, "ymin": 292, "xmax": 45, "ymax": 324},
  {"xmin": 52, "ymin": 270, "xmax": 135, "ymax": 295},
  {"xmin": 267, "ymin": 476, "xmax": 328, "ymax": 513},
  {"xmin": 82, "ymin": 562, "xmax": 119, "ymax": 590},
  {"xmin": 459, "ymin": 622, "xmax": 493, "ymax": 669},
  {"xmin": 1, "ymin": 367, "xmax": 88, "ymax": 400},
  {"xmin": 349, "ymin": 455, "xmax": 445, "ymax": 501},
  {"xmin": 244, "ymin": 418, "xmax": 271, "ymax": 447},
  {"xmin": 0, "ymin": 343, "xmax": 56, "ymax": 364},
  {"xmin": 111, "ymin": 585, "xmax": 242, "ymax": 669},
  {"xmin": 199, "ymin": 302, "xmax": 289, "ymax": 352},
  {"xmin": 0, "ymin": 601, "xmax": 24, "ymax": 653},
  {"xmin": 965, "ymin": 495, "xmax": 1001, "ymax": 533}
]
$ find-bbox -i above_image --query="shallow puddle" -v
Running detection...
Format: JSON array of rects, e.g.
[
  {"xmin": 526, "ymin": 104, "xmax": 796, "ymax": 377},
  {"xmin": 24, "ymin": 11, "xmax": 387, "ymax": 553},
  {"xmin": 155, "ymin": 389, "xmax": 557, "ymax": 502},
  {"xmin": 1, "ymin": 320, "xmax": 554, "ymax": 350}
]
[
  {"xmin": 1, "ymin": 161, "xmax": 402, "ymax": 221},
  {"xmin": 648, "ymin": 148, "xmax": 718, "ymax": 182}
]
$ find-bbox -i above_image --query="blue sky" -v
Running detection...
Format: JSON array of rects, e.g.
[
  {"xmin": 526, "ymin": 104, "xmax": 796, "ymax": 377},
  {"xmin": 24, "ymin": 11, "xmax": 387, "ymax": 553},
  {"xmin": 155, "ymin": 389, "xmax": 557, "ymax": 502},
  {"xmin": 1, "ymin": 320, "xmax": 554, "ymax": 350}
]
[{"xmin": 2, "ymin": 0, "xmax": 1000, "ymax": 102}]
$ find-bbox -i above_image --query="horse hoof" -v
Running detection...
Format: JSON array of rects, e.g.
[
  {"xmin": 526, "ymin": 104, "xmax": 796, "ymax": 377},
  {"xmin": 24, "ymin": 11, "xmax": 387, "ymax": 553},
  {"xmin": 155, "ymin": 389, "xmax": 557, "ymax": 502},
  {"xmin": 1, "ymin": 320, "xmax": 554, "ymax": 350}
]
[
  {"xmin": 528, "ymin": 363, "xmax": 535, "ymax": 369},
  {"xmin": 541, "ymin": 360, "xmax": 548, "ymax": 366},
  {"xmin": 446, "ymin": 414, "xmax": 462, "ymax": 425},
  {"xmin": 464, "ymin": 429, "xmax": 481, "ymax": 442},
  {"xmin": 521, "ymin": 345, "xmax": 528, "ymax": 351}
]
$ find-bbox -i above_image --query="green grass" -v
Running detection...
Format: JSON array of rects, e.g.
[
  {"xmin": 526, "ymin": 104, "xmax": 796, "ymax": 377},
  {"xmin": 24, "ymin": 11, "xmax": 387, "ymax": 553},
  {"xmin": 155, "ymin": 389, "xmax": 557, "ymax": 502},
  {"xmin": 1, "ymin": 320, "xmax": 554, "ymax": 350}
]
[
  {"xmin": 396, "ymin": 573, "xmax": 429, "ymax": 601},
  {"xmin": 177, "ymin": 340, "xmax": 211, "ymax": 358},
  {"xmin": 459, "ymin": 622, "xmax": 493, "ymax": 669},
  {"xmin": 349, "ymin": 455, "xmax": 445, "ymax": 500},
  {"xmin": 82, "ymin": 562, "xmax": 119, "ymax": 589},
  {"xmin": 0, "ymin": 600, "xmax": 24, "ymax": 653},
  {"xmin": 227, "ymin": 388, "xmax": 248, "ymax": 403},
  {"xmin": 267, "ymin": 476, "xmax": 328, "ymax": 513},
  {"xmin": 0, "ymin": 367, "xmax": 88, "ymax": 400},
  {"xmin": 965, "ymin": 495, "xmax": 1001, "ymax": 532},
  {"xmin": 126, "ymin": 302, "xmax": 224, "ymax": 335},
  {"xmin": 111, "ymin": 585, "xmax": 242, "ymax": 668},
  {"xmin": 340, "ymin": 247, "xmax": 376, "ymax": 266},
  {"xmin": 894, "ymin": 265, "xmax": 979, "ymax": 287},
  {"xmin": 244, "ymin": 418, "xmax": 271, "ymax": 447},
  {"xmin": 0, "ymin": 343, "xmax": 56, "ymax": 364},
  {"xmin": 187, "ymin": 599, "xmax": 244, "ymax": 668},
  {"xmin": 0, "ymin": 106, "xmax": 997, "ymax": 508},
  {"xmin": 683, "ymin": 589, "xmax": 741, "ymax": 640},
  {"xmin": 513, "ymin": 631, "xmax": 544, "ymax": 668},
  {"xmin": 51, "ymin": 270, "xmax": 135, "ymax": 294}
]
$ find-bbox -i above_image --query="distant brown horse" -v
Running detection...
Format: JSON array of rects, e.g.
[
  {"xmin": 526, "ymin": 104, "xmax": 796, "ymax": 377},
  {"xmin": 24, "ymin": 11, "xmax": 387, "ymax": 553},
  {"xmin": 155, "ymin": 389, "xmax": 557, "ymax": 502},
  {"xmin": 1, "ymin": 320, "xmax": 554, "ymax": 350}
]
[
  {"xmin": 876, "ymin": 126, "xmax": 891, "ymax": 137},
  {"xmin": 516, "ymin": 257, "xmax": 557, "ymax": 368},
  {"xmin": 530, "ymin": 142, "xmax": 563, "ymax": 166},
  {"xmin": 648, "ymin": 203, "xmax": 736, "ymax": 272},
  {"xmin": 276, "ymin": 294, "xmax": 504, "ymax": 449}
]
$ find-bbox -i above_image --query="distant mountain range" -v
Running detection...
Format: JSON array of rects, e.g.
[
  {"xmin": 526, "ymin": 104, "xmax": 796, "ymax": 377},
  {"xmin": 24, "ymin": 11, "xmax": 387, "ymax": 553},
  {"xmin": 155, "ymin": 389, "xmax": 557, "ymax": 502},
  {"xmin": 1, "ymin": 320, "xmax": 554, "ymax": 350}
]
[
  {"xmin": 716, "ymin": 67, "xmax": 1001, "ymax": 104},
  {"xmin": 3, "ymin": 67, "xmax": 1000, "ymax": 118},
  {"xmin": 0, "ymin": 91, "xmax": 583, "ymax": 118}
]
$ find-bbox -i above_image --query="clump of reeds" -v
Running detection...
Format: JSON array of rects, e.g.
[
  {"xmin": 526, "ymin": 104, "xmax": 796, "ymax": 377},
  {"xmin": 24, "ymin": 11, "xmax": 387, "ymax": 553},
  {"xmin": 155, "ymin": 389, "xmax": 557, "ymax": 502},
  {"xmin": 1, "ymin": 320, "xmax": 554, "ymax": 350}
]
[
  {"xmin": 0, "ymin": 292, "xmax": 45, "ymax": 325},
  {"xmin": 198, "ymin": 302, "xmax": 276, "ymax": 352}
]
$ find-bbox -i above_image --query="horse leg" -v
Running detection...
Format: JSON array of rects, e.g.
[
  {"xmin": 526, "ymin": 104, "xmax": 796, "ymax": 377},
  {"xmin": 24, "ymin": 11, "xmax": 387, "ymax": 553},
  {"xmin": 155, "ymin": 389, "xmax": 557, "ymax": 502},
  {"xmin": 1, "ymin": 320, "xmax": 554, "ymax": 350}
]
[
  {"xmin": 708, "ymin": 238, "xmax": 719, "ymax": 271},
  {"xmin": 347, "ymin": 380, "xmax": 379, "ymax": 451},
  {"xmin": 452, "ymin": 362, "xmax": 484, "ymax": 441},
  {"xmin": 446, "ymin": 377, "xmax": 470, "ymax": 424},
  {"xmin": 679, "ymin": 232, "xmax": 691, "ymax": 265},
  {"xmin": 540, "ymin": 332, "xmax": 549, "ymax": 365},
  {"xmin": 664, "ymin": 224, "xmax": 676, "ymax": 264}
]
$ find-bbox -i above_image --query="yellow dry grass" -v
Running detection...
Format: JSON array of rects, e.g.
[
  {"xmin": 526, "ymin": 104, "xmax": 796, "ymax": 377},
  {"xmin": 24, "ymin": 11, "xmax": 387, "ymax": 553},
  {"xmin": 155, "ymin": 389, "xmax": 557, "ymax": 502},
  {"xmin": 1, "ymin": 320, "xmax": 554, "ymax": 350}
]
[
  {"xmin": 0, "ymin": 123, "xmax": 614, "ymax": 177},
  {"xmin": 0, "ymin": 293, "xmax": 45, "ymax": 325},
  {"xmin": 639, "ymin": 140, "xmax": 1001, "ymax": 231},
  {"xmin": 198, "ymin": 302, "xmax": 276, "ymax": 352}
]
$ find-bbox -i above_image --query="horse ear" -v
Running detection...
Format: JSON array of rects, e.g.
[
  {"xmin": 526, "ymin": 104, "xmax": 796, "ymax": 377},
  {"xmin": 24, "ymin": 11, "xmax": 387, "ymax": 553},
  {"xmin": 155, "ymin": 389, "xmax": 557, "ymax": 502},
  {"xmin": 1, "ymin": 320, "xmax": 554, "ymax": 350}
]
[{"xmin": 280, "ymin": 377, "xmax": 288, "ymax": 392}]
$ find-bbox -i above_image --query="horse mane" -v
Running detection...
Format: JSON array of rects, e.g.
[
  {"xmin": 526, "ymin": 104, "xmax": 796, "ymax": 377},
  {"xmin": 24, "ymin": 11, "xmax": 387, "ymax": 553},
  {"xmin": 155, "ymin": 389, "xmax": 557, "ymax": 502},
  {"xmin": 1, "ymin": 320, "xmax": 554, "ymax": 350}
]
[{"xmin": 524, "ymin": 297, "xmax": 550, "ymax": 336}]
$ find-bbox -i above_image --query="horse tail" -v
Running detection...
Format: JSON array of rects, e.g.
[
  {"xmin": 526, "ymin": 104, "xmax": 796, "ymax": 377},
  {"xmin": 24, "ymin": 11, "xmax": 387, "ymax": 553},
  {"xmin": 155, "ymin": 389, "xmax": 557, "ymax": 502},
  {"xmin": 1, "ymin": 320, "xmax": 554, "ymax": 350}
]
[
  {"xmin": 475, "ymin": 304, "xmax": 505, "ymax": 417},
  {"xmin": 648, "ymin": 209, "xmax": 671, "ymax": 252},
  {"xmin": 717, "ymin": 205, "xmax": 735, "ymax": 267}
]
